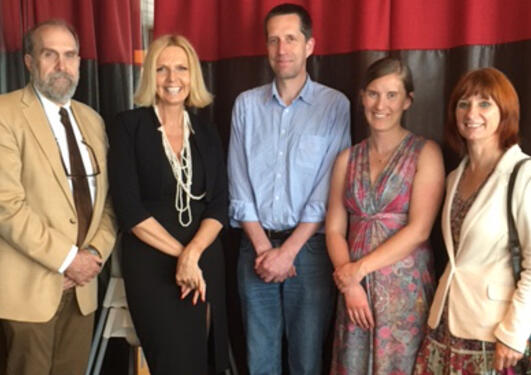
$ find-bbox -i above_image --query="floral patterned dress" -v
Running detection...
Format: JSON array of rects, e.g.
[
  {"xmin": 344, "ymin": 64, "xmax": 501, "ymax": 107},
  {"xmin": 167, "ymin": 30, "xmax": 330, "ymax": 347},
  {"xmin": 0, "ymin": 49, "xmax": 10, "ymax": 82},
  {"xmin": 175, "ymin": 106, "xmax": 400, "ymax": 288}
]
[{"xmin": 330, "ymin": 133, "xmax": 436, "ymax": 375}]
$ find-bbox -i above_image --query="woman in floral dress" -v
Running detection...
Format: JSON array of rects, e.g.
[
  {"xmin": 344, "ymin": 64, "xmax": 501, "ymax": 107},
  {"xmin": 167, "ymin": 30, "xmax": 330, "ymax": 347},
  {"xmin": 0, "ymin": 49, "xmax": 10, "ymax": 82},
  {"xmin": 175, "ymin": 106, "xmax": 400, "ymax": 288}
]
[
  {"xmin": 414, "ymin": 68, "xmax": 531, "ymax": 374},
  {"xmin": 326, "ymin": 57, "xmax": 445, "ymax": 374}
]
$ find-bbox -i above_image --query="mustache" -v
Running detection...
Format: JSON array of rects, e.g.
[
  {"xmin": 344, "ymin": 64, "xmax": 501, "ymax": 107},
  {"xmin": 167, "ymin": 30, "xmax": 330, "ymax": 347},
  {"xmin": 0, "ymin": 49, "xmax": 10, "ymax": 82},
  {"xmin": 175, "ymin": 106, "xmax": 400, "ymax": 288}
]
[{"xmin": 46, "ymin": 71, "xmax": 75, "ymax": 84}]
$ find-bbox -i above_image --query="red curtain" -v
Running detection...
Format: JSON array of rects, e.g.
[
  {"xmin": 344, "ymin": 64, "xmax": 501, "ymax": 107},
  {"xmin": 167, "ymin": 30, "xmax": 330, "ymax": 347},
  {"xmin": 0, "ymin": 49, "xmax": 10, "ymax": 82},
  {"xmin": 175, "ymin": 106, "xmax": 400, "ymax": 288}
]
[
  {"xmin": 1, "ymin": 0, "xmax": 141, "ymax": 62},
  {"xmin": 154, "ymin": 0, "xmax": 531, "ymax": 60}
]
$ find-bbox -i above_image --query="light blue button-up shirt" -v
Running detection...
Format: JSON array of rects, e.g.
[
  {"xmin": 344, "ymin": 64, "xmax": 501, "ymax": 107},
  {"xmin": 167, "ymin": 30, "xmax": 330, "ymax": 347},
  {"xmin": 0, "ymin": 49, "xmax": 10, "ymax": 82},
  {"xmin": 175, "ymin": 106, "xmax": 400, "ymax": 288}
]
[{"xmin": 228, "ymin": 77, "xmax": 351, "ymax": 230}]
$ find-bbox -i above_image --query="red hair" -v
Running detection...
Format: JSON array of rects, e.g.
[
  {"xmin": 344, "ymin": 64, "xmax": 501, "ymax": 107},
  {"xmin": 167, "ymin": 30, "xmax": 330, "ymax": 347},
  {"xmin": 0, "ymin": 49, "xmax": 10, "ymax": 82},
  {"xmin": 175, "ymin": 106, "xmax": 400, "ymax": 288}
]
[{"xmin": 445, "ymin": 67, "xmax": 519, "ymax": 155}]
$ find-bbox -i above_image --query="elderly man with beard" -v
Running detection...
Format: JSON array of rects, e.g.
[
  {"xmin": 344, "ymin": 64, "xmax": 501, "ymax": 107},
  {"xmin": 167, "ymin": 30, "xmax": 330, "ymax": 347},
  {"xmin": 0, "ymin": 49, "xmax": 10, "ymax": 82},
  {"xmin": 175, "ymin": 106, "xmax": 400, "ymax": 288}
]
[{"xmin": 0, "ymin": 20, "xmax": 116, "ymax": 375}]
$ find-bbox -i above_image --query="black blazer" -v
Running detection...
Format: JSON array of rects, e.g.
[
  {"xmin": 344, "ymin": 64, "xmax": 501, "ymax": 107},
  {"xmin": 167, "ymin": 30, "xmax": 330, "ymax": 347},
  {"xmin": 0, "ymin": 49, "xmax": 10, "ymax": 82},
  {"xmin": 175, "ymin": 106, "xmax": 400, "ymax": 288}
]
[{"xmin": 107, "ymin": 106, "xmax": 228, "ymax": 232}]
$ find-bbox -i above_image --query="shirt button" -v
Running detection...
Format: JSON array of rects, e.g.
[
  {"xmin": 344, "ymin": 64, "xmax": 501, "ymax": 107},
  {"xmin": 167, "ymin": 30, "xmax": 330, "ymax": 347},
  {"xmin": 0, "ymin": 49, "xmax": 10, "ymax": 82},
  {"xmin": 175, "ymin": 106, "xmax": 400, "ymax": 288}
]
[
  {"xmin": 276, "ymin": 173, "xmax": 281, "ymax": 178},
  {"xmin": 275, "ymin": 196, "xmax": 279, "ymax": 200},
  {"xmin": 281, "ymin": 129, "xmax": 285, "ymax": 134},
  {"xmin": 279, "ymin": 151, "xmax": 283, "ymax": 156}
]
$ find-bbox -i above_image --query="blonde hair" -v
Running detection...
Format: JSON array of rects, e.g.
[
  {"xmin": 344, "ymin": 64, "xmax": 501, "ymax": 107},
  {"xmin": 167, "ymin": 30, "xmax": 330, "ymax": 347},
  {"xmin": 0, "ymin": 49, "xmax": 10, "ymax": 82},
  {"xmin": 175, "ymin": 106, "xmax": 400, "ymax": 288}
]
[{"xmin": 134, "ymin": 34, "xmax": 213, "ymax": 108}]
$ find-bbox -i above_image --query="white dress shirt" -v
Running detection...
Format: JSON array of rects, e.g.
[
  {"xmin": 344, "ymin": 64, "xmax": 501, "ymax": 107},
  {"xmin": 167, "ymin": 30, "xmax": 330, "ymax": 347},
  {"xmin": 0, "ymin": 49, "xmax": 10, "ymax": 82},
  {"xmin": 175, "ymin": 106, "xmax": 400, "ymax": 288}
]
[{"xmin": 35, "ymin": 87, "xmax": 97, "ymax": 273}]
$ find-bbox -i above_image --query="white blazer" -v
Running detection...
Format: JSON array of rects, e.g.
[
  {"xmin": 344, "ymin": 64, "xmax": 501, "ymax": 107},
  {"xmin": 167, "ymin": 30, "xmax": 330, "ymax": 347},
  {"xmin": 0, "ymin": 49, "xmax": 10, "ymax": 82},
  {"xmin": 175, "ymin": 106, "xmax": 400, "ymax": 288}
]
[{"xmin": 428, "ymin": 144, "xmax": 531, "ymax": 352}]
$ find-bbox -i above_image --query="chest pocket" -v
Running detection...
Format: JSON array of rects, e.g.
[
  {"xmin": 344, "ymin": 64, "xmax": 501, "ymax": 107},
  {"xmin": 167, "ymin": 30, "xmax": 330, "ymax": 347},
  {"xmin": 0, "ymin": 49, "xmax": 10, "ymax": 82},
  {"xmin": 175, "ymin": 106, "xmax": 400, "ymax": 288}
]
[{"xmin": 296, "ymin": 135, "xmax": 326, "ymax": 172}]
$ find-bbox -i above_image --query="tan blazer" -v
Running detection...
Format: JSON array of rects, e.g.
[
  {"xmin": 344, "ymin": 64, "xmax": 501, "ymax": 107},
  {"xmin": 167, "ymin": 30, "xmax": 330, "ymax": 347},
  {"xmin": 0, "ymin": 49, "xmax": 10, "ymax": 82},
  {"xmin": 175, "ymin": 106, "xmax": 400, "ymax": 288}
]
[
  {"xmin": 428, "ymin": 144, "xmax": 531, "ymax": 352},
  {"xmin": 0, "ymin": 85, "xmax": 117, "ymax": 322}
]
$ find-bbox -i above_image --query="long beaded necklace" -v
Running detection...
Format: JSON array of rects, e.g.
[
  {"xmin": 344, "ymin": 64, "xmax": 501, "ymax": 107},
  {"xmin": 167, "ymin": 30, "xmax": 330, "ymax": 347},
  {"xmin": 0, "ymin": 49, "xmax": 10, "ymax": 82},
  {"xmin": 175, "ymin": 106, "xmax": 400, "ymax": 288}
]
[{"xmin": 154, "ymin": 106, "xmax": 206, "ymax": 227}]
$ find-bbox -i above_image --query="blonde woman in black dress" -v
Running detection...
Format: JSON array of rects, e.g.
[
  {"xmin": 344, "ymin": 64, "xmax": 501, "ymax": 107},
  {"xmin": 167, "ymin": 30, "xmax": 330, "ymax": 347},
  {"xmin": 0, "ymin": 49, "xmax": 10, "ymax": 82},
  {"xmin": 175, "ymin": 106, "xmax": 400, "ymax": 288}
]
[{"xmin": 108, "ymin": 34, "xmax": 228, "ymax": 374}]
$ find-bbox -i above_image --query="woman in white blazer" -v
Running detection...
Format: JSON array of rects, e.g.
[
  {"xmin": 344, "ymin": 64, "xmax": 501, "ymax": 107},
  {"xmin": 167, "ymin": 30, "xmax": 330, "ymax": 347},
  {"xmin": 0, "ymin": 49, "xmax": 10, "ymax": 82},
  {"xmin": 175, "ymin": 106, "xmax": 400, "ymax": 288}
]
[{"xmin": 415, "ymin": 68, "xmax": 530, "ymax": 374}]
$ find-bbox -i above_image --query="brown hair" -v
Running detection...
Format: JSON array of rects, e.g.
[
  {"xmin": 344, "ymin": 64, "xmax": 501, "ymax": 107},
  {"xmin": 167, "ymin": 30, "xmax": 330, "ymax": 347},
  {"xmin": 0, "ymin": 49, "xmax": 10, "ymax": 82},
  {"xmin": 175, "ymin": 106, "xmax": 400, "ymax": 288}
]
[
  {"xmin": 445, "ymin": 67, "xmax": 519, "ymax": 155},
  {"xmin": 264, "ymin": 3, "xmax": 312, "ymax": 40},
  {"xmin": 362, "ymin": 56, "xmax": 414, "ymax": 99}
]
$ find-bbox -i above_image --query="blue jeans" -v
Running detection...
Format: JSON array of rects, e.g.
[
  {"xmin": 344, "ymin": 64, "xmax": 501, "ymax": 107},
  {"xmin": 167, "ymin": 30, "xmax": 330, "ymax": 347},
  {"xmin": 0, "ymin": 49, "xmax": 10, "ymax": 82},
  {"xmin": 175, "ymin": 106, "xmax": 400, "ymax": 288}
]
[{"xmin": 237, "ymin": 234, "xmax": 336, "ymax": 375}]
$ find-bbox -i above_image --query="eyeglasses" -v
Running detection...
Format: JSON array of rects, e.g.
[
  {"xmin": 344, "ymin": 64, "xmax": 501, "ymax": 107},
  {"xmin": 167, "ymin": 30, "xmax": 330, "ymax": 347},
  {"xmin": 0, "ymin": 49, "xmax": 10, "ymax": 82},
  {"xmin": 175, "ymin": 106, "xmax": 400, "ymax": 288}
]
[{"xmin": 61, "ymin": 140, "xmax": 101, "ymax": 178}]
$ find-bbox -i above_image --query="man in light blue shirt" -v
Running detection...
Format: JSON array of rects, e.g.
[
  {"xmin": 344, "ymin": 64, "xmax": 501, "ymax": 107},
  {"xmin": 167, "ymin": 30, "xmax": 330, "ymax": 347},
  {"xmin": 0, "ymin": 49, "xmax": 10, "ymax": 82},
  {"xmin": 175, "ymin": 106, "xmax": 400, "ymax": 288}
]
[{"xmin": 227, "ymin": 4, "xmax": 350, "ymax": 374}]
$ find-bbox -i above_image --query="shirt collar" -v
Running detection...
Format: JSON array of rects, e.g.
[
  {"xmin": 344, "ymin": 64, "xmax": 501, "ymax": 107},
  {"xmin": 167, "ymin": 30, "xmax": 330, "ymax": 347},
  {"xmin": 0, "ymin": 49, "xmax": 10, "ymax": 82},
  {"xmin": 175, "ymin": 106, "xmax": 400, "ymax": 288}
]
[
  {"xmin": 268, "ymin": 75, "xmax": 314, "ymax": 106},
  {"xmin": 33, "ymin": 85, "xmax": 72, "ymax": 114}
]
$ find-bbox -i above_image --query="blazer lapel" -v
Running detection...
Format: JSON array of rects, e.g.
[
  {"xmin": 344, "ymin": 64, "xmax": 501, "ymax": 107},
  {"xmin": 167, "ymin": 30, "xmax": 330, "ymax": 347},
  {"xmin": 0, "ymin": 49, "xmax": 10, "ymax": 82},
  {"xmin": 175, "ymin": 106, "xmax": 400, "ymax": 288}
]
[
  {"xmin": 21, "ymin": 86, "xmax": 75, "ymax": 211},
  {"xmin": 457, "ymin": 177, "xmax": 495, "ymax": 257},
  {"xmin": 446, "ymin": 157, "xmax": 500, "ymax": 261},
  {"xmin": 188, "ymin": 114, "xmax": 213, "ymax": 199},
  {"xmin": 452, "ymin": 156, "xmax": 497, "ymax": 261},
  {"xmin": 442, "ymin": 161, "xmax": 466, "ymax": 264},
  {"xmin": 456, "ymin": 145, "xmax": 522, "ymax": 260}
]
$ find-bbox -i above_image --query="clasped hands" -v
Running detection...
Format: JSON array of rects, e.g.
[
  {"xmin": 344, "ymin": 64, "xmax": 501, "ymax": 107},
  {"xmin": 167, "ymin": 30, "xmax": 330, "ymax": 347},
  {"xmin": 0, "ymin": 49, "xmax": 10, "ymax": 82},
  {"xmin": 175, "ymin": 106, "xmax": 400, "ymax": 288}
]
[
  {"xmin": 333, "ymin": 260, "xmax": 365, "ymax": 293},
  {"xmin": 255, "ymin": 247, "xmax": 296, "ymax": 283},
  {"xmin": 176, "ymin": 246, "xmax": 206, "ymax": 305},
  {"xmin": 334, "ymin": 261, "xmax": 374, "ymax": 330},
  {"xmin": 63, "ymin": 248, "xmax": 102, "ymax": 289}
]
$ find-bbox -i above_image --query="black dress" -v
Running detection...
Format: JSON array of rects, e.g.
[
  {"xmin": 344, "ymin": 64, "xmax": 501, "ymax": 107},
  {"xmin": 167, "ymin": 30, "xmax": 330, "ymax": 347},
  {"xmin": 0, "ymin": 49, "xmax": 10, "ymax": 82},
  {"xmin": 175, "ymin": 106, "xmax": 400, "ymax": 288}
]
[{"xmin": 107, "ymin": 107, "xmax": 229, "ymax": 374}]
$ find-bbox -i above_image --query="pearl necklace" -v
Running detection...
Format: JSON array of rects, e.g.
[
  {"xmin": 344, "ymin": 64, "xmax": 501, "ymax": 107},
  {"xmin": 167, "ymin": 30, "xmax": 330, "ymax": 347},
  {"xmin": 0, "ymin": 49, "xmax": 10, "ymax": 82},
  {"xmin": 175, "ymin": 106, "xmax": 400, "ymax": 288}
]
[{"xmin": 155, "ymin": 106, "xmax": 206, "ymax": 227}]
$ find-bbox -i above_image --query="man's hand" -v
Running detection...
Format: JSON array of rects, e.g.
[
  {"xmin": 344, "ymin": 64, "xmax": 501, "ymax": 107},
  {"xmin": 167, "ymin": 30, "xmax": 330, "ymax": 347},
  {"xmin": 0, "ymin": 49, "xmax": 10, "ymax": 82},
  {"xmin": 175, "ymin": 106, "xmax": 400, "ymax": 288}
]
[
  {"xmin": 63, "ymin": 276, "xmax": 77, "ymax": 290},
  {"xmin": 255, "ymin": 248, "xmax": 296, "ymax": 283},
  {"xmin": 64, "ymin": 249, "xmax": 102, "ymax": 286}
]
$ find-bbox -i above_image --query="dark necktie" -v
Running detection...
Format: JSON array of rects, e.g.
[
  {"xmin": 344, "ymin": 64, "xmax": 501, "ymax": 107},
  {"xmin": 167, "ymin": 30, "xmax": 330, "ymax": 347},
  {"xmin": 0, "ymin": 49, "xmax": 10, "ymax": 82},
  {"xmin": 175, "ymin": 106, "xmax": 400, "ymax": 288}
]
[{"xmin": 59, "ymin": 107, "xmax": 93, "ymax": 246}]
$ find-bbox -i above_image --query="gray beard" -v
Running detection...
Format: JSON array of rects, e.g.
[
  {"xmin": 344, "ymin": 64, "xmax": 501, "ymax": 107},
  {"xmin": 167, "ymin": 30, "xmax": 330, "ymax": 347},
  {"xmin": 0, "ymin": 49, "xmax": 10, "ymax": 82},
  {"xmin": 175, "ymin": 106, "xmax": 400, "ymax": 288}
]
[{"xmin": 32, "ymin": 71, "xmax": 78, "ymax": 104}]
